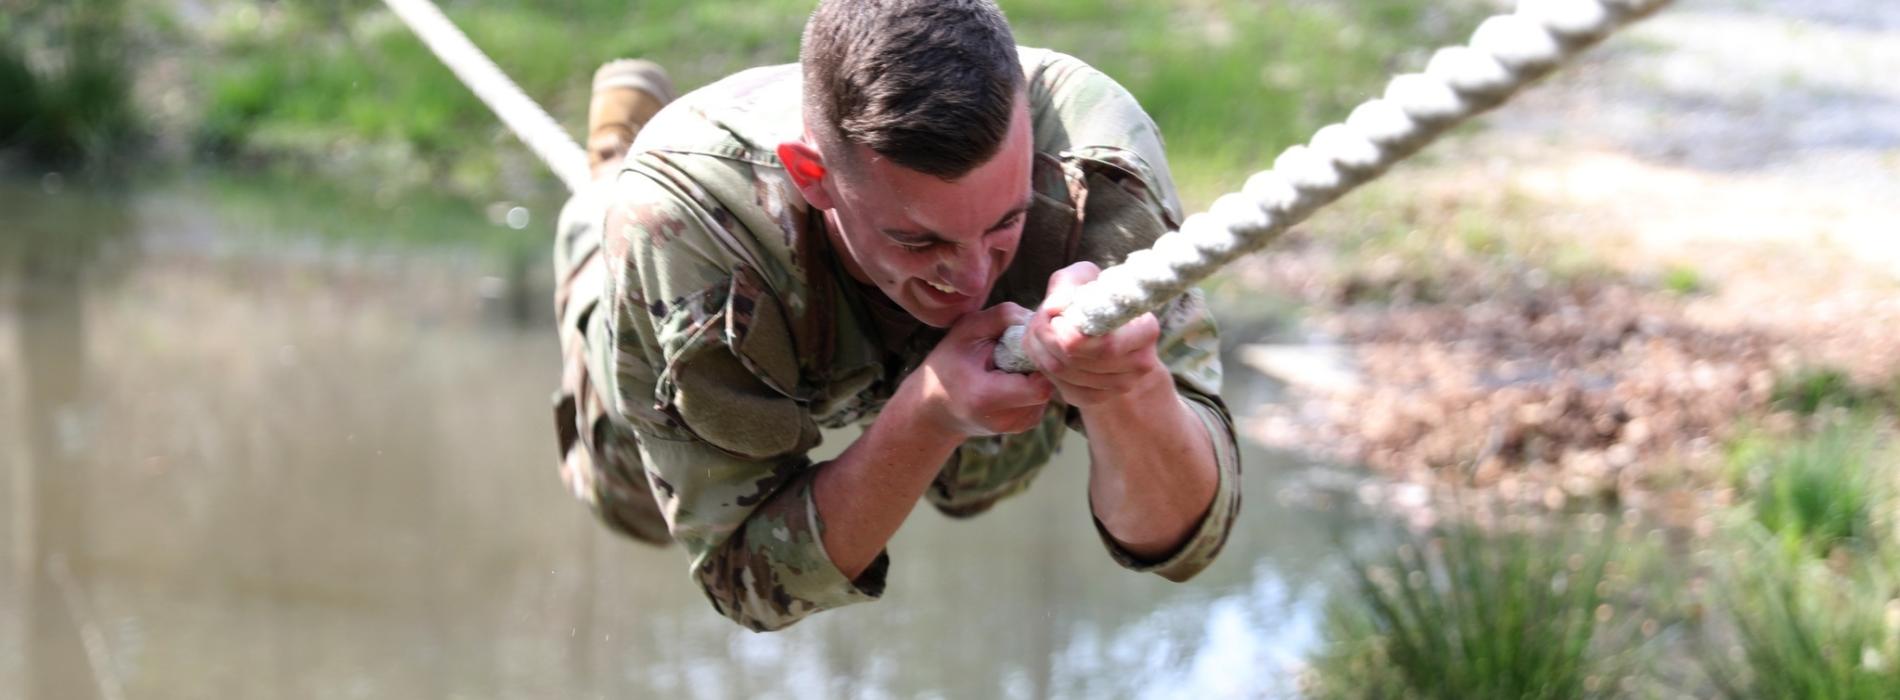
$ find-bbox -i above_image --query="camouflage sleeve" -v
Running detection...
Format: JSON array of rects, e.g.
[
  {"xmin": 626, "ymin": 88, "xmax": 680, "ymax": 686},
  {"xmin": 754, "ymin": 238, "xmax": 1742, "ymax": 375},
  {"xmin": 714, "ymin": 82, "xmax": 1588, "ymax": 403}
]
[
  {"xmin": 1029, "ymin": 48, "xmax": 1243, "ymax": 581},
  {"xmin": 926, "ymin": 404, "xmax": 1071, "ymax": 518},
  {"xmin": 595, "ymin": 167, "xmax": 885, "ymax": 631}
]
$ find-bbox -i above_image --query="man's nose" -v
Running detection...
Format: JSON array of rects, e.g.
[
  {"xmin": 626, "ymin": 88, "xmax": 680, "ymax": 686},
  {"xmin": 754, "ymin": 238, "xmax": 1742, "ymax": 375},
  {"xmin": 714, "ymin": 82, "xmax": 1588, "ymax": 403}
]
[{"xmin": 939, "ymin": 244, "xmax": 990, "ymax": 296}]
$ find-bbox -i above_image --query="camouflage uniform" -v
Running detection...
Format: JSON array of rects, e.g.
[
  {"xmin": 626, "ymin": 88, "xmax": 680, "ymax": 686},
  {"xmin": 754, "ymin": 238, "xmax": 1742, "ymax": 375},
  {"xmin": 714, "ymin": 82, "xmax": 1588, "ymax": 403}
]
[{"xmin": 552, "ymin": 47, "xmax": 1242, "ymax": 631}]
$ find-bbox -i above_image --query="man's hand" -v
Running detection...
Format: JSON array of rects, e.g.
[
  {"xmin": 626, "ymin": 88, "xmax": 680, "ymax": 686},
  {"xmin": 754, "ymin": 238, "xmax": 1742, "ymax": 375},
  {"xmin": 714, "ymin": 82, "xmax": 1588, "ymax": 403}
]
[
  {"xmin": 1020, "ymin": 261, "xmax": 1220, "ymax": 563},
  {"xmin": 911, "ymin": 302, "xmax": 1057, "ymax": 438},
  {"xmin": 1021, "ymin": 262, "xmax": 1171, "ymax": 409}
]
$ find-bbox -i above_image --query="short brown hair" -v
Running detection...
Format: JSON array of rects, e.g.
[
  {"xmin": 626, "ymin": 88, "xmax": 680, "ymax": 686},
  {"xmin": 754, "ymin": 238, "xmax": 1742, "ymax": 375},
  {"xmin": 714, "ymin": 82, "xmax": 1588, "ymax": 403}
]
[{"xmin": 801, "ymin": 0, "xmax": 1024, "ymax": 180}]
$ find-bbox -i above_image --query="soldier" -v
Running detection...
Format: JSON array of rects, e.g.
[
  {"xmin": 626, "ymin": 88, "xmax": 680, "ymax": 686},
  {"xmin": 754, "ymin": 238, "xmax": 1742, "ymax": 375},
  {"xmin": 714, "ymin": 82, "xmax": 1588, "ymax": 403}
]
[{"xmin": 552, "ymin": 0, "xmax": 1241, "ymax": 632}]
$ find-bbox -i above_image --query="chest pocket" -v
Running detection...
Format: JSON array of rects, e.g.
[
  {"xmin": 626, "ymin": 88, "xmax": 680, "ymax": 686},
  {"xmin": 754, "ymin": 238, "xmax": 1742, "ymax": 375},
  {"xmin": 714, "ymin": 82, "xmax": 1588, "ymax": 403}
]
[{"xmin": 653, "ymin": 264, "xmax": 817, "ymax": 460}]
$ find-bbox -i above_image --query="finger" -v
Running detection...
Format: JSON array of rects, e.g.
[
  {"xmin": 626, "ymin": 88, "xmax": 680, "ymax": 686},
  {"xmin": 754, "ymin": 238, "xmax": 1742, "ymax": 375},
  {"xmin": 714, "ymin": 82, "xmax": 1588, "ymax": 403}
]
[
  {"xmin": 1045, "ymin": 366, "xmax": 1135, "ymax": 392},
  {"xmin": 991, "ymin": 405, "xmax": 1049, "ymax": 435},
  {"xmin": 1044, "ymin": 312, "xmax": 1104, "ymax": 360},
  {"xmin": 1030, "ymin": 328, "xmax": 1135, "ymax": 379},
  {"xmin": 1038, "ymin": 261, "xmax": 1101, "ymax": 315},
  {"xmin": 1028, "ymin": 373, "xmax": 1056, "ymax": 401},
  {"xmin": 982, "ymin": 371, "xmax": 1057, "ymax": 409},
  {"xmin": 1050, "ymin": 311, "xmax": 1160, "ymax": 361},
  {"xmin": 1041, "ymin": 311, "xmax": 1141, "ymax": 365},
  {"xmin": 958, "ymin": 301, "xmax": 1032, "ymax": 342},
  {"xmin": 1028, "ymin": 314, "xmax": 1121, "ymax": 376},
  {"xmin": 1021, "ymin": 328, "xmax": 1065, "ymax": 378}
]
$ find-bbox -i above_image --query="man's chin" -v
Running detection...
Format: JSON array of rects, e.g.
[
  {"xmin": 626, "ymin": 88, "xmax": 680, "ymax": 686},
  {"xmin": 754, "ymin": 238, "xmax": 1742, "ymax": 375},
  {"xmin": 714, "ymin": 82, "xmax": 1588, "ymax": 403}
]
[{"xmin": 907, "ymin": 304, "xmax": 962, "ymax": 329}]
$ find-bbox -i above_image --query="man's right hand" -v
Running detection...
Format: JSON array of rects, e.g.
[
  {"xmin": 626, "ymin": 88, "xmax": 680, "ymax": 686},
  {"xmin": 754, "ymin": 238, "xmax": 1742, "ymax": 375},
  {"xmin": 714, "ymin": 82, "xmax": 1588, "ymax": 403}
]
[{"xmin": 908, "ymin": 302, "xmax": 1056, "ymax": 438}]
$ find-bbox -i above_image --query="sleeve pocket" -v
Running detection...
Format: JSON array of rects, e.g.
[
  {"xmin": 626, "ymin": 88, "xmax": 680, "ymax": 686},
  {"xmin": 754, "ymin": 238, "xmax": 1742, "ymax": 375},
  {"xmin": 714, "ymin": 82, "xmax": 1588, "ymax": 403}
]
[{"xmin": 653, "ymin": 265, "xmax": 816, "ymax": 460}]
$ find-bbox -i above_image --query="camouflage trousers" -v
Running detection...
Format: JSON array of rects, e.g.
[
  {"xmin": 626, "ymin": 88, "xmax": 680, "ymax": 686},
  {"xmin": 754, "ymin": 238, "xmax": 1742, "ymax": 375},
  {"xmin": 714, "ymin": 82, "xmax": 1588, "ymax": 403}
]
[{"xmin": 550, "ymin": 179, "xmax": 673, "ymax": 546}]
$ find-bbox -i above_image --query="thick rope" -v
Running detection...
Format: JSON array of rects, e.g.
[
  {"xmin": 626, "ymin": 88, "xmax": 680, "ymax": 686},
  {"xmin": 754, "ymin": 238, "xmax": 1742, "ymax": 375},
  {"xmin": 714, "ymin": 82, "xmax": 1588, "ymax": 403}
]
[
  {"xmin": 380, "ymin": 0, "xmax": 1671, "ymax": 372},
  {"xmin": 382, "ymin": 0, "xmax": 592, "ymax": 192},
  {"xmin": 994, "ymin": 0, "xmax": 1673, "ymax": 372}
]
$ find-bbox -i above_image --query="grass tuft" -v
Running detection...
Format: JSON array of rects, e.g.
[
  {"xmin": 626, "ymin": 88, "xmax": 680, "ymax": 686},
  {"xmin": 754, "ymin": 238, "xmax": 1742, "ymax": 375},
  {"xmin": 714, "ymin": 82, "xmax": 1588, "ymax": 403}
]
[
  {"xmin": 1661, "ymin": 264, "xmax": 1706, "ymax": 296},
  {"xmin": 1306, "ymin": 517, "xmax": 1644, "ymax": 699},
  {"xmin": 1701, "ymin": 537, "xmax": 1900, "ymax": 699},
  {"xmin": 1772, "ymin": 367, "xmax": 1897, "ymax": 417},
  {"xmin": 1730, "ymin": 418, "xmax": 1890, "ymax": 556}
]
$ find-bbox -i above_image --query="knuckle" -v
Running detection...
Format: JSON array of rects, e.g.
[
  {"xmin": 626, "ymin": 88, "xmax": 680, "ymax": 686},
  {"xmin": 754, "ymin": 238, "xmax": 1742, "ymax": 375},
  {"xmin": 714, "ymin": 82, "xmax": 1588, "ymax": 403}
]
[
  {"xmin": 1038, "ymin": 354, "xmax": 1067, "ymax": 375},
  {"xmin": 1057, "ymin": 333, "xmax": 1092, "ymax": 356}
]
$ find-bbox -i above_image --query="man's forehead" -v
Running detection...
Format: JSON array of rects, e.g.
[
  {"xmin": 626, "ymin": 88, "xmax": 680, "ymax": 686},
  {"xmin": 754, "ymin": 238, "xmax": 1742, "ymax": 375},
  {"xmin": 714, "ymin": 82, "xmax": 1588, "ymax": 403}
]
[{"xmin": 862, "ymin": 162, "xmax": 1032, "ymax": 235}]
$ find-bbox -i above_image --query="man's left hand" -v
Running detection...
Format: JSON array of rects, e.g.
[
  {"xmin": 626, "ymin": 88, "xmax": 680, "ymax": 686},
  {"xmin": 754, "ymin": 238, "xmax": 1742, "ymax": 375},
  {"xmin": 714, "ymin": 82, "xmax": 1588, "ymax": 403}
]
[{"xmin": 1021, "ymin": 262, "xmax": 1171, "ymax": 410}]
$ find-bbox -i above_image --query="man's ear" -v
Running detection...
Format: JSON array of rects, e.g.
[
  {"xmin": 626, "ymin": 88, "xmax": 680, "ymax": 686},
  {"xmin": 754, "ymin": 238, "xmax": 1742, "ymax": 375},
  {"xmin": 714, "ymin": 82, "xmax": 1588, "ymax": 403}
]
[{"xmin": 777, "ymin": 141, "xmax": 835, "ymax": 210}]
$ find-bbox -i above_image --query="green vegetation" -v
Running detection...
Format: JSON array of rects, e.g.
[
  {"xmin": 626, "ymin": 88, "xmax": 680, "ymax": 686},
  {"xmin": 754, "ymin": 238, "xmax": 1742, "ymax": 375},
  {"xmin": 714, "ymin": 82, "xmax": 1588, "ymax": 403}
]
[
  {"xmin": 1702, "ymin": 535, "xmax": 1900, "ymax": 698},
  {"xmin": 1308, "ymin": 411, "xmax": 1895, "ymax": 697},
  {"xmin": 1728, "ymin": 419, "xmax": 1891, "ymax": 555},
  {"xmin": 16, "ymin": 0, "xmax": 1488, "ymax": 202},
  {"xmin": 1773, "ymin": 367, "xmax": 1900, "ymax": 417},
  {"xmin": 1697, "ymin": 405, "xmax": 1900, "ymax": 697},
  {"xmin": 1307, "ymin": 519, "xmax": 1644, "ymax": 699},
  {"xmin": 1661, "ymin": 264, "xmax": 1707, "ymax": 296},
  {"xmin": 1, "ymin": 1, "xmax": 140, "ymax": 169}
]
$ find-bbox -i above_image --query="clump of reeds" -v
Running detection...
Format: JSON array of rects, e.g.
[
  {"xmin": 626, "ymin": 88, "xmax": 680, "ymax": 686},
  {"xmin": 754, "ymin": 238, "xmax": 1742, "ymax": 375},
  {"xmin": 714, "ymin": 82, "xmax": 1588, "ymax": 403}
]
[
  {"xmin": 1700, "ymin": 541, "xmax": 1900, "ymax": 698},
  {"xmin": 1306, "ymin": 516, "xmax": 1644, "ymax": 699},
  {"xmin": 1699, "ymin": 413, "xmax": 1900, "ymax": 697},
  {"xmin": 1730, "ymin": 417, "xmax": 1890, "ymax": 556}
]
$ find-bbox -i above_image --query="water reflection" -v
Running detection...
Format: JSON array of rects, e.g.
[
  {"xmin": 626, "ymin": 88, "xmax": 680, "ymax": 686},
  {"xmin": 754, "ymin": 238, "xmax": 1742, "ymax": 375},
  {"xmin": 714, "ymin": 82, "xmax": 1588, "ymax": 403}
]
[
  {"xmin": 4, "ymin": 180, "xmax": 137, "ymax": 700},
  {"xmin": 1, "ymin": 177, "xmax": 1376, "ymax": 699}
]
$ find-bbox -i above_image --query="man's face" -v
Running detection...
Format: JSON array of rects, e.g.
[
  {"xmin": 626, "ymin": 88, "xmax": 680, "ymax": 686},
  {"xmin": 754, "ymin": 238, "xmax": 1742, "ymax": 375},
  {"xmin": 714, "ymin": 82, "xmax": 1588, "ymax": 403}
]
[{"xmin": 818, "ymin": 98, "xmax": 1034, "ymax": 329}]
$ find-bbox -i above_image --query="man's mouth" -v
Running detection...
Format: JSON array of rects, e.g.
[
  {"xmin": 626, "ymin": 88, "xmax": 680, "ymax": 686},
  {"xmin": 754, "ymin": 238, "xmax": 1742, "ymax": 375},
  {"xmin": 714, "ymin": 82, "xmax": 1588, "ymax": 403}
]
[{"xmin": 915, "ymin": 277, "xmax": 972, "ymax": 307}]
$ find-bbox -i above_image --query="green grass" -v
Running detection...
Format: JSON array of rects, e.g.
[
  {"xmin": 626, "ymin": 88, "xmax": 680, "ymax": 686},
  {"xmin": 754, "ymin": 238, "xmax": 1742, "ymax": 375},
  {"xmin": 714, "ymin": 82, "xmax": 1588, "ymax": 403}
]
[
  {"xmin": 1, "ymin": 1, "xmax": 140, "ymax": 169},
  {"xmin": 1729, "ymin": 418, "xmax": 1891, "ymax": 556},
  {"xmin": 1306, "ymin": 518, "xmax": 1644, "ymax": 699},
  {"xmin": 176, "ymin": 0, "xmax": 1485, "ymax": 203},
  {"xmin": 1700, "ymin": 536, "xmax": 1900, "ymax": 699},
  {"xmin": 1661, "ymin": 264, "xmax": 1707, "ymax": 296},
  {"xmin": 1697, "ymin": 402, "xmax": 1900, "ymax": 697},
  {"xmin": 1773, "ymin": 367, "xmax": 1899, "ymax": 417}
]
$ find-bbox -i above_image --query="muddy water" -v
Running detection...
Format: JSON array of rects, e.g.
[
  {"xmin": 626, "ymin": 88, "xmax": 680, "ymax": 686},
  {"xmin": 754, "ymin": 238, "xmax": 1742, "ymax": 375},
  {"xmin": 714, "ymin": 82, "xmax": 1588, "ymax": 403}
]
[{"xmin": 0, "ymin": 177, "xmax": 1370, "ymax": 699}]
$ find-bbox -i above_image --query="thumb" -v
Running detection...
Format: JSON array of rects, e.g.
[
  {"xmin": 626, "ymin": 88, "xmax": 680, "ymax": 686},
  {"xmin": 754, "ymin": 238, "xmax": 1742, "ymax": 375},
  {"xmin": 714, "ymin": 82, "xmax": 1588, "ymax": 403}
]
[
  {"xmin": 1041, "ymin": 261, "xmax": 1102, "ymax": 315},
  {"xmin": 956, "ymin": 302, "xmax": 1031, "ymax": 342}
]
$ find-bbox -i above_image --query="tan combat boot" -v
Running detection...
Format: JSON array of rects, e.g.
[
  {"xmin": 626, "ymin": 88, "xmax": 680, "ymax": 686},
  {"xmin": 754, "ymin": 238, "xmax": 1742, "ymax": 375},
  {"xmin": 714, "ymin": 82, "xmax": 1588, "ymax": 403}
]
[{"xmin": 587, "ymin": 59, "xmax": 676, "ymax": 179}]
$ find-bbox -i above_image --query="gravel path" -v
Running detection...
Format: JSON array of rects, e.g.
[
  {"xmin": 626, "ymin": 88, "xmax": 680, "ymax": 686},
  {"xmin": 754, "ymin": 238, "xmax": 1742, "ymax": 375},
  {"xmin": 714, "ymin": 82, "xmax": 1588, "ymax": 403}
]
[{"xmin": 1468, "ymin": 0, "xmax": 1900, "ymax": 277}]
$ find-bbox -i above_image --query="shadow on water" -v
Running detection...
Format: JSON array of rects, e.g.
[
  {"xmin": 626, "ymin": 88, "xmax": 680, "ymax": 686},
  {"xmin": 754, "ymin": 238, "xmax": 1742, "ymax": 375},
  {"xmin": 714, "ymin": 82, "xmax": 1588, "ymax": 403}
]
[{"xmin": 0, "ymin": 175, "xmax": 1389, "ymax": 699}]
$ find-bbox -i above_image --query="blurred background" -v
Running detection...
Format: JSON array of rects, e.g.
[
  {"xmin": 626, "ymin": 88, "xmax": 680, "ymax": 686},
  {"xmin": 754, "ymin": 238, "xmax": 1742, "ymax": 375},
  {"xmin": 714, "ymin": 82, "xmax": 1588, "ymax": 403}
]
[{"xmin": 3, "ymin": 0, "xmax": 1897, "ymax": 697}]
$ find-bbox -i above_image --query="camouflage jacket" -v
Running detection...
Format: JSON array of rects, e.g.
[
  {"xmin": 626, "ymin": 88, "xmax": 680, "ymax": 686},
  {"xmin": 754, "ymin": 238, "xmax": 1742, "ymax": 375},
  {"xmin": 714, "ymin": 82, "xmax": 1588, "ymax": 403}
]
[{"xmin": 584, "ymin": 47, "xmax": 1241, "ymax": 631}]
